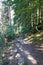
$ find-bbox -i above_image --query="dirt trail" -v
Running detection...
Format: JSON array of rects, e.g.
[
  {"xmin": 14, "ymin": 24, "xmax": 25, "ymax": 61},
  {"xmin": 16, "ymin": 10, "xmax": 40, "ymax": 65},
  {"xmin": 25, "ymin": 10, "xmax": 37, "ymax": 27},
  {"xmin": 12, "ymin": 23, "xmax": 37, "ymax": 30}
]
[{"xmin": 3, "ymin": 37, "xmax": 43, "ymax": 65}]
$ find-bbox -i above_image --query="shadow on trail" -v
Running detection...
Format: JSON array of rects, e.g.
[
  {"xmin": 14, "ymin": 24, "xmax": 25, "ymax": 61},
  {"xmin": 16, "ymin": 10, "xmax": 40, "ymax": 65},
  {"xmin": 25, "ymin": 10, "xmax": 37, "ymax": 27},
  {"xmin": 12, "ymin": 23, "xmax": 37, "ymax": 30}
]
[
  {"xmin": 14, "ymin": 37, "xmax": 43, "ymax": 65},
  {"xmin": 2, "ymin": 36, "xmax": 43, "ymax": 65}
]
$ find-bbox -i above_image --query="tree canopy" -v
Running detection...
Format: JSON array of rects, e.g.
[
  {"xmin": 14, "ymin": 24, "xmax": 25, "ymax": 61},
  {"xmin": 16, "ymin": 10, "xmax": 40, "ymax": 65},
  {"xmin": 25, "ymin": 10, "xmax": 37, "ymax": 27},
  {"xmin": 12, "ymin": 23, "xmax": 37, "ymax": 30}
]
[{"xmin": 2, "ymin": 0, "xmax": 43, "ymax": 33}]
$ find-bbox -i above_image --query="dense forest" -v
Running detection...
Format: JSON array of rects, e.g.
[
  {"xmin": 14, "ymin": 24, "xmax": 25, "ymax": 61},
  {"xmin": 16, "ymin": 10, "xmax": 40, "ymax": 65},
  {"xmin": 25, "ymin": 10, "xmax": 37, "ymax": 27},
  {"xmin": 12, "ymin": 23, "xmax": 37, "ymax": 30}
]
[
  {"xmin": 3, "ymin": 0, "xmax": 43, "ymax": 33},
  {"xmin": 0, "ymin": 0, "xmax": 43, "ymax": 65}
]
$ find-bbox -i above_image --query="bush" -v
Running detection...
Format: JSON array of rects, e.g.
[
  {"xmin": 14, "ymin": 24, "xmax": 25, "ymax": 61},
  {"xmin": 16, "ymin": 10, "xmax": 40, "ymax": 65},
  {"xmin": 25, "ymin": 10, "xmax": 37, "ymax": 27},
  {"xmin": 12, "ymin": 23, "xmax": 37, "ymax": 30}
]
[
  {"xmin": 5, "ymin": 25, "xmax": 15, "ymax": 41},
  {"xmin": 0, "ymin": 32, "xmax": 5, "ymax": 47}
]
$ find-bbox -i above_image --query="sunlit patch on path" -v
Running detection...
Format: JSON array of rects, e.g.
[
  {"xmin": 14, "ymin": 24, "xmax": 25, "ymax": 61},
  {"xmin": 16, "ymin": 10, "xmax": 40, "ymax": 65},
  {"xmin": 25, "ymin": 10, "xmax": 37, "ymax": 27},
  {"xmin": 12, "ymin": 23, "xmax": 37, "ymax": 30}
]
[{"xmin": 3, "ymin": 37, "xmax": 43, "ymax": 65}]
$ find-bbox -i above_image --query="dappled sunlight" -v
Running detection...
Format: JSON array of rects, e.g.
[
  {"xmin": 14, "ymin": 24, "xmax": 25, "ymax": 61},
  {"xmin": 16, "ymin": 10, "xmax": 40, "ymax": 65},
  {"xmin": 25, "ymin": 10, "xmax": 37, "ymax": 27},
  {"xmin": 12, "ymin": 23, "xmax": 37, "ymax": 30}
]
[
  {"xmin": 21, "ymin": 48, "xmax": 37, "ymax": 64},
  {"xmin": 35, "ymin": 44, "xmax": 43, "ymax": 51},
  {"xmin": 24, "ymin": 50, "xmax": 30, "ymax": 55},
  {"xmin": 19, "ymin": 46, "xmax": 37, "ymax": 65},
  {"xmin": 40, "ymin": 38, "xmax": 43, "ymax": 40},
  {"xmin": 19, "ymin": 25, "xmax": 22, "ymax": 32},
  {"xmin": 15, "ymin": 53, "xmax": 21, "ymax": 58},
  {"xmin": 24, "ymin": 39, "xmax": 33, "ymax": 44},
  {"xmin": 36, "ymin": 34, "xmax": 41, "ymax": 37},
  {"xmin": 27, "ymin": 35, "xmax": 34, "ymax": 39},
  {"xmin": 39, "ymin": 32, "xmax": 43, "ymax": 35},
  {"xmin": 10, "ymin": 49, "xmax": 17, "ymax": 53},
  {"xmin": 19, "ymin": 48, "xmax": 23, "ymax": 51},
  {"xmin": 1, "ymin": 36, "xmax": 43, "ymax": 65},
  {"xmin": 24, "ymin": 38, "xmax": 28, "ymax": 41},
  {"xmin": 15, "ymin": 40, "xmax": 38, "ymax": 65},
  {"xmin": 24, "ymin": 35, "xmax": 33, "ymax": 42},
  {"xmin": 8, "ymin": 55, "xmax": 14, "ymax": 60},
  {"xmin": 28, "ymin": 38, "xmax": 33, "ymax": 42},
  {"xmin": 0, "ymin": 0, "xmax": 43, "ymax": 65},
  {"xmin": 12, "ymin": 0, "xmax": 14, "ymax": 2},
  {"xmin": 10, "ymin": 49, "xmax": 15, "ymax": 53},
  {"xmin": 36, "ymin": 48, "xmax": 43, "ymax": 51},
  {"xmin": 8, "ymin": 46, "xmax": 13, "ymax": 50},
  {"xmin": 24, "ymin": 31, "xmax": 43, "ymax": 45},
  {"xmin": 8, "ymin": 44, "xmax": 14, "ymax": 50},
  {"xmin": 2, "ymin": 54, "xmax": 5, "ymax": 57},
  {"xmin": 27, "ymin": 55, "xmax": 37, "ymax": 64}
]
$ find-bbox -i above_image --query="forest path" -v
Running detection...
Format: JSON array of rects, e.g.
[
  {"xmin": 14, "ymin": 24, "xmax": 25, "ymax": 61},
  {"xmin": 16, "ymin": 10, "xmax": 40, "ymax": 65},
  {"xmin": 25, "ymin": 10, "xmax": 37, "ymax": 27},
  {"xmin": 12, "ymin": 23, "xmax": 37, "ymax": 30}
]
[{"xmin": 3, "ymin": 36, "xmax": 43, "ymax": 65}]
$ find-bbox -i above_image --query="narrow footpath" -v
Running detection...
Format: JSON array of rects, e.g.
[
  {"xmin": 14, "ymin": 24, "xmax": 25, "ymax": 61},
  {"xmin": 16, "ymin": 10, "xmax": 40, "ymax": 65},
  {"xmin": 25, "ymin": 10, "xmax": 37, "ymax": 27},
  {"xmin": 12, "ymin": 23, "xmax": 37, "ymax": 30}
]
[{"xmin": 3, "ymin": 36, "xmax": 43, "ymax": 65}]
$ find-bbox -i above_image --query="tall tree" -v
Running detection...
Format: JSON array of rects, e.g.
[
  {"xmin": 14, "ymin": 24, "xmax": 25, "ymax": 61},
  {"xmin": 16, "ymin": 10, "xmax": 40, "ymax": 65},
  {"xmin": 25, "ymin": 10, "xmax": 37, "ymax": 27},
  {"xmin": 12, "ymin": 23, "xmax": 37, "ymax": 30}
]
[{"xmin": 3, "ymin": 0, "xmax": 43, "ymax": 33}]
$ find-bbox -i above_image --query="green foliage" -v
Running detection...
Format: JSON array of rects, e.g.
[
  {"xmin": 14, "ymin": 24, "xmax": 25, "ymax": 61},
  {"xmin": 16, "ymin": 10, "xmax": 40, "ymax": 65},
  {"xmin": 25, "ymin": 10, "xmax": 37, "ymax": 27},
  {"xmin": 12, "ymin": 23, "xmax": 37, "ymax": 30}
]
[
  {"xmin": 5, "ymin": 25, "xmax": 15, "ymax": 41},
  {"xmin": 0, "ymin": 32, "xmax": 5, "ymax": 47},
  {"xmin": 3, "ymin": 0, "xmax": 43, "ymax": 34},
  {"xmin": 0, "ymin": 33, "xmax": 5, "ymax": 65}
]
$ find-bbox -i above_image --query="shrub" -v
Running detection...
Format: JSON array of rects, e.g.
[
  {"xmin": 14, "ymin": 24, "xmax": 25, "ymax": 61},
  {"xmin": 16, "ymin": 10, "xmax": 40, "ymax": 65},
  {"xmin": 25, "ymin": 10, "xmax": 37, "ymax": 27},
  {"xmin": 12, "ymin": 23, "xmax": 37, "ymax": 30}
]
[{"xmin": 5, "ymin": 25, "xmax": 15, "ymax": 41}]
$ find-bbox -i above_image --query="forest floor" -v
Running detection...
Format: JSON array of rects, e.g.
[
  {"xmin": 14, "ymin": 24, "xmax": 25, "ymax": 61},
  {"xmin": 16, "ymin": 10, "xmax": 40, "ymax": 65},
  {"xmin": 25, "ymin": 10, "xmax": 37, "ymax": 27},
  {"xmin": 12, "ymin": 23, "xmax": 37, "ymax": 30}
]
[{"xmin": 2, "ymin": 31, "xmax": 43, "ymax": 65}]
